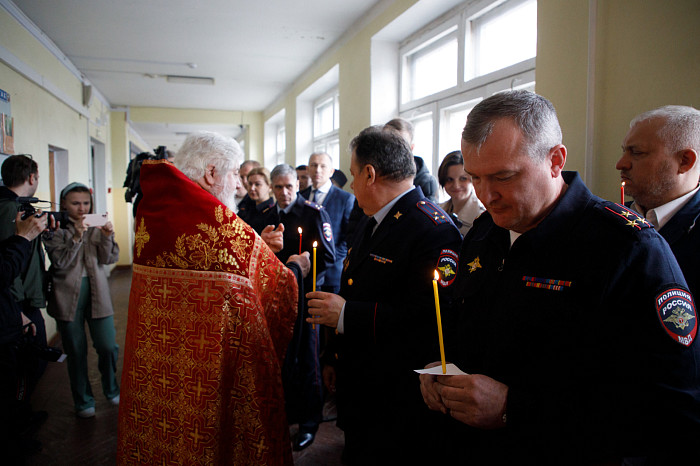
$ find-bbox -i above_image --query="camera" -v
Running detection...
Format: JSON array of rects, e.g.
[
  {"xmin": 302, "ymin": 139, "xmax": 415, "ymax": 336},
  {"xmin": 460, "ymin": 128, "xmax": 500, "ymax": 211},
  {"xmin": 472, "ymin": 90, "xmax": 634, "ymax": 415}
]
[{"xmin": 17, "ymin": 197, "xmax": 69, "ymax": 229}]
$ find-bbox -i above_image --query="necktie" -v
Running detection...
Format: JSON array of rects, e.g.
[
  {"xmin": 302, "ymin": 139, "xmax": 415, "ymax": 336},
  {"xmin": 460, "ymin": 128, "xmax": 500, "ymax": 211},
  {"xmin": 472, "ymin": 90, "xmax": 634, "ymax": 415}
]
[
  {"xmin": 311, "ymin": 189, "xmax": 318, "ymax": 202},
  {"xmin": 358, "ymin": 217, "xmax": 377, "ymax": 256}
]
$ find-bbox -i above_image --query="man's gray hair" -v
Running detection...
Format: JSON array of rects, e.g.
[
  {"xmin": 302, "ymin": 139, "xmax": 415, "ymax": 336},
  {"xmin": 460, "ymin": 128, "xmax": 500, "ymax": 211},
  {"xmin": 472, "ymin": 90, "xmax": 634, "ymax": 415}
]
[
  {"xmin": 462, "ymin": 90, "xmax": 562, "ymax": 161},
  {"xmin": 174, "ymin": 131, "xmax": 243, "ymax": 181},
  {"xmin": 631, "ymin": 105, "xmax": 700, "ymax": 155},
  {"xmin": 270, "ymin": 163, "xmax": 296, "ymax": 182},
  {"xmin": 309, "ymin": 152, "xmax": 333, "ymax": 164}
]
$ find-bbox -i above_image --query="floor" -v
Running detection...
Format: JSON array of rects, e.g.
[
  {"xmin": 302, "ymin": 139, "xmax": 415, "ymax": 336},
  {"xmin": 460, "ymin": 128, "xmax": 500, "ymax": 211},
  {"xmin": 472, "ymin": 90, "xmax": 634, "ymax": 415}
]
[{"xmin": 26, "ymin": 267, "xmax": 345, "ymax": 465}]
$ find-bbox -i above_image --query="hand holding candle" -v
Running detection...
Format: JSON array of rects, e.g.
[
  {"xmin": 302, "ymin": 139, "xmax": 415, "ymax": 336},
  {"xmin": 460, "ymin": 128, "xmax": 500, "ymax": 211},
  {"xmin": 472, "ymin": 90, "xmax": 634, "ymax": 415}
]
[{"xmin": 432, "ymin": 270, "xmax": 447, "ymax": 374}]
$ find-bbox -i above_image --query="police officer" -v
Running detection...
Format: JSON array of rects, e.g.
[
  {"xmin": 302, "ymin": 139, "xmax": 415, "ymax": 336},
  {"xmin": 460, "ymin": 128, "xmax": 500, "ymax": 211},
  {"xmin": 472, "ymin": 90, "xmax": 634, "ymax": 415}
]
[
  {"xmin": 419, "ymin": 91, "xmax": 700, "ymax": 464},
  {"xmin": 262, "ymin": 163, "xmax": 335, "ymax": 451},
  {"xmin": 617, "ymin": 105, "xmax": 700, "ymax": 298},
  {"xmin": 307, "ymin": 127, "xmax": 462, "ymax": 465}
]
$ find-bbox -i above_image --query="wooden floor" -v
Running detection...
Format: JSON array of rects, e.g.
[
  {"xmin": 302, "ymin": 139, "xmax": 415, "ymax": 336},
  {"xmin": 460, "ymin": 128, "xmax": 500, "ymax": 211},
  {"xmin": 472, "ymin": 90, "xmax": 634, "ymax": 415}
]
[{"xmin": 26, "ymin": 267, "xmax": 345, "ymax": 465}]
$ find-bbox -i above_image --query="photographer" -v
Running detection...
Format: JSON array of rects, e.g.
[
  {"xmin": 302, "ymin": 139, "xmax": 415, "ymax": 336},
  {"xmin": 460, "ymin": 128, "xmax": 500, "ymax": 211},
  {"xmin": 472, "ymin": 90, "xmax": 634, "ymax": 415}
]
[
  {"xmin": 44, "ymin": 182, "xmax": 120, "ymax": 418},
  {"xmin": 0, "ymin": 155, "xmax": 50, "ymax": 424},
  {"xmin": 1, "ymin": 210, "xmax": 51, "ymax": 461}
]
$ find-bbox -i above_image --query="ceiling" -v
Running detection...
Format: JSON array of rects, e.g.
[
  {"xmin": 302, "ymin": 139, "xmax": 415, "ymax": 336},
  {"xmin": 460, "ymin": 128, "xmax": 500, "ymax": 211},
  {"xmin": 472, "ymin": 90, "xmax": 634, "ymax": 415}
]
[{"xmin": 10, "ymin": 0, "xmax": 383, "ymax": 150}]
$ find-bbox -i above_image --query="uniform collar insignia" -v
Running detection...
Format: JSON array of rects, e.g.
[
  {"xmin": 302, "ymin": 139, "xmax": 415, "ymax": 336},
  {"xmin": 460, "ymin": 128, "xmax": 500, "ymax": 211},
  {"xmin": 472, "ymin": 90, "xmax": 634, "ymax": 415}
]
[
  {"xmin": 467, "ymin": 256, "xmax": 481, "ymax": 273},
  {"xmin": 394, "ymin": 211, "xmax": 402, "ymax": 220}
]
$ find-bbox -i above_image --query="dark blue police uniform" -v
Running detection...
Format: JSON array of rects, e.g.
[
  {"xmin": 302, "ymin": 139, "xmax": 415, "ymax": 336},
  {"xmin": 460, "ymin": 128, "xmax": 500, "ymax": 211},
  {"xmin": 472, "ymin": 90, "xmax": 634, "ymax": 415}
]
[
  {"xmin": 235, "ymin": 194, "xmax": 256, "ymax": 223},
  {"xmin": 260, "ymin": 194, "xmax": 335, "ymax": 441},
  {"xmin": 242, "ymin": 197, "xmax": 275, "ymax": 234},
  {"xmin": 441, "ymin": 172, "xmax": 700, "ymax": 464},
  {"xmin": 658, "ymin": 189, "xmax": 700, "ymax": 299},
  {"xmin": 333, "ymin": 186, "xmax": 462, "ymax": 464},
  {"xmin": 301, "ymin": 185, "xmax": 356, "ymax": 293}
]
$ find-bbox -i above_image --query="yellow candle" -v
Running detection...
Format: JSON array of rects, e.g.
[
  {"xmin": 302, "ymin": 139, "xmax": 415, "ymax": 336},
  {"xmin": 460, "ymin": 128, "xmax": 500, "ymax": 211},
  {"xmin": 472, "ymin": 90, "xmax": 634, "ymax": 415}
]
[
  {"xmin": 312, "ymin": 241, "xmax": 318, "ymax": 330},
  {"xmin": 433, "ymin": 270, "xmax": 447, "ymax": 374}
]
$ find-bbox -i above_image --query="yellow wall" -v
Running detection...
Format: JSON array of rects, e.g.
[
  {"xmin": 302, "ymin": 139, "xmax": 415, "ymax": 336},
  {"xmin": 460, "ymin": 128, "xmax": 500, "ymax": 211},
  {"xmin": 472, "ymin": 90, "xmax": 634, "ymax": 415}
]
[
  {"xmin": 537, "ymin": 0, "xmax": 700, "ymax": 201},
  {"xmin": 264, "ymin": 0, "xmax": 419, "ymax": 176}
]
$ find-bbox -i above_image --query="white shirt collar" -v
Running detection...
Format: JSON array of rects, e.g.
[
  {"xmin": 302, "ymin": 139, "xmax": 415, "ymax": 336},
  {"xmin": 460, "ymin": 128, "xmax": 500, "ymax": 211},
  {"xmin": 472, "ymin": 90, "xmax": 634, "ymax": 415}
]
[
  {"xmin": 373, "ymin": 186, "xmax": 415, "ymax": 227},
  {"xmin": 314, "ymin": 179, "xmax": 333, "ymax": 194},
  {"xmin": 632, "ymin": 185, "xmax": 700, "ymax": 230}
]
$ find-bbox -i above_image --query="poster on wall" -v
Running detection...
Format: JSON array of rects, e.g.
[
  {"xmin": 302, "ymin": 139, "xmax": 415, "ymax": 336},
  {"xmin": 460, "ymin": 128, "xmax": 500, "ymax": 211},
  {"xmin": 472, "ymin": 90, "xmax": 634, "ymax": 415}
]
[
  {"xmin": 0, "ymin": 88, "xmax": 13, "ymax": 155},
  {"xmin": 2, "ymin": 114, "xmax": 14, "ymax": 154}
]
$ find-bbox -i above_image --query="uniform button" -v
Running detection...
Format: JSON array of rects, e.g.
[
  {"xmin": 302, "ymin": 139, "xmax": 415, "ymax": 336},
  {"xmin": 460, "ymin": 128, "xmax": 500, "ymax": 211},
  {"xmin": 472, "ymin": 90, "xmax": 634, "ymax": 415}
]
[{"xmin": 348, "ymin": 278, "xmax": 353, "ymax": 286}]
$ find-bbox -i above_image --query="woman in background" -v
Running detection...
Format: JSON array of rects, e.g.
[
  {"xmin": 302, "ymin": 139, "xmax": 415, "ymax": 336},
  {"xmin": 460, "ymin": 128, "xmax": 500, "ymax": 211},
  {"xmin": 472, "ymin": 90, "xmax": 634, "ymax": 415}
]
[
  {"xmin": 245, "ymin": 167, "xmax": 276, "ymax": 234},
  {"xmin": 44, "ymin": 183, "xmax": 120, "ymax": 418},
  {"xmin": 437, "ymin": 150, "xmax": 485, "ymax": 237}
]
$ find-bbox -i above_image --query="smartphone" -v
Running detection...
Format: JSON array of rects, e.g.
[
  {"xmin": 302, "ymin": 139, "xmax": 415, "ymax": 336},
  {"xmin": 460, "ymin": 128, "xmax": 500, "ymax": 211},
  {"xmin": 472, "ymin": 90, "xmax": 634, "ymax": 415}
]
[{"xmin": 83, "ymin": 213, "xmax": 109, "ymax": 227}]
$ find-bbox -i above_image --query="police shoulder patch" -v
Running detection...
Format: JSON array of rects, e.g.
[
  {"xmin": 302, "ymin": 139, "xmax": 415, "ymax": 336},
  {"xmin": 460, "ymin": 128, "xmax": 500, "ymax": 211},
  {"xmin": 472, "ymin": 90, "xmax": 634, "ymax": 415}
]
[
  {"xmin": 600, "ymin": 202, "xmax": 653, "ymax": 231},
  {"xmin": 416, "ymin": 200, "xmax": 450, "ymax": 225},
  {"xmin": 322, "ymin": 222, "xmax": 333, "ymax": 242},
  {"xmin": 436, "ymin": 249, "xmax": 459, "ymax": 287},
  {"xmin": 304, "ymin": 199, "xmax": 322, "ymax": 211},
  {"xmin": 655, "ymin": 287, "xmax": 697, "ymax": 347}
]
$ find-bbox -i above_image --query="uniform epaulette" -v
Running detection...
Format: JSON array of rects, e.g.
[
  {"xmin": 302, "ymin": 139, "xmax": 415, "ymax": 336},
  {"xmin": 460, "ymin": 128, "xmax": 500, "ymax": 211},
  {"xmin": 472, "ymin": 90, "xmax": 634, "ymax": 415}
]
[
  {"xmin": 599, "ymin": 201, "xmax": 653, "ymax": 231},
  {"xmin": 304, "ymin": 200, "xmax": 322, "ymax": 211},
  {"xmin": 416, "ymin": 199, "xmax": 451, "ymax": 225}
]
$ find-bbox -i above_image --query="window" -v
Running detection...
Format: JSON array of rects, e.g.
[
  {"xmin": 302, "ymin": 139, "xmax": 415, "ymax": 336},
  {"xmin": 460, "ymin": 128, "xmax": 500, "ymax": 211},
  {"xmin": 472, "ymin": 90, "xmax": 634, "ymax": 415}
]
[
  {"xmin": 398, "ymin": 0, "xmax": 537, "ymax": 187},
  {"xmin": 312, "ymin": 90, "xmax": 340, "ymax": 168},
  {"xmin": 470, "ymin": 0, "xmax": 537, "ymax": 78},
  {"xmin": 264, "ymin": 109, "xmax": 286, "ymax": 168},
  {"xmin": 402, "ymin": 26, "xmax": 458, "ymax": 103}
]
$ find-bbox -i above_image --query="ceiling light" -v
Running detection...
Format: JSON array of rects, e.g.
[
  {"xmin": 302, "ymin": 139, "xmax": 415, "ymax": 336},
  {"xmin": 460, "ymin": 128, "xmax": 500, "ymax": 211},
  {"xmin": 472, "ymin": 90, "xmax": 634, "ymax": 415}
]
[{"xmin": 166, "ymin": 75, "xmax": 214, "ymax": 85}]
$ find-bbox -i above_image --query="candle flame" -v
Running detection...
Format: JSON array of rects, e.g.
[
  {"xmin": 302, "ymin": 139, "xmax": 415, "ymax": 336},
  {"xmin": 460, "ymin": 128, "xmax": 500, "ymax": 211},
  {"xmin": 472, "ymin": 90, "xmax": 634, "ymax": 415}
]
[
  {"xmin": 313, "ymin": 241, "xmax": 318, "ymax": 248},
  {"xmin": 621, "ymin": 181, "xmax": 625, "ymax": 187},
  {"xmin": 434, "ymin": 270, "xmax": 439, "ymax": 281},
  {"xmin": 298, "ymin": 227, "xmax": 302, "ymax": 234}
]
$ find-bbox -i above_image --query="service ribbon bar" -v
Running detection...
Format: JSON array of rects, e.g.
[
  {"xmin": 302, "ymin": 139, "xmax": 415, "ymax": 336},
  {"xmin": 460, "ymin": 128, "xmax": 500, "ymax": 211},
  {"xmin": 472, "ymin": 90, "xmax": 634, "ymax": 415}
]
[{"xmin": 522, "ymin": 275, "xmax": 572, "ymax": 291}]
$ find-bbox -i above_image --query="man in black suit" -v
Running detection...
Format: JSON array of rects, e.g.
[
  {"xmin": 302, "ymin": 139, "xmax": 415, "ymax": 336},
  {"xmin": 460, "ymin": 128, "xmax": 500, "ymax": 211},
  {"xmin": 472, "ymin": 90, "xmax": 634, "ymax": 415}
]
[
  {"xmin": 301, "ymin": 152, "xmax": 355, "ymax": 293},
  {"xmin": 307, "ymin": 126, "xmax": 462, "ymax": 464},
  {"xmin": 617, "ymin": 104, "xmax": 700, "ymax": 297},
  {"xmin": 262, "ymin": 163, "xmax": 335, "ymax": 451}
]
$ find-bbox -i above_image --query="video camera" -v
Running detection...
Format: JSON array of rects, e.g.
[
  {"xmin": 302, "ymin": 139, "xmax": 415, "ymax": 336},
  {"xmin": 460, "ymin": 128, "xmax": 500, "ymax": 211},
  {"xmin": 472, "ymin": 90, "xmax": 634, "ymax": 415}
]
[{"xmin": 17, "ymin": 197, "xmax": 69, "ymax": 229}]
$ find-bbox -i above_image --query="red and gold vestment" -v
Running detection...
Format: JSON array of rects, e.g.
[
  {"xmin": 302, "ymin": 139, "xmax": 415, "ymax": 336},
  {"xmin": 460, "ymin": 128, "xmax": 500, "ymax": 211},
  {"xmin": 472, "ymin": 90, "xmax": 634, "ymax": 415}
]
[{"xmin": 117, "ymin": 160, "xmax": 298, "ymax": 465}]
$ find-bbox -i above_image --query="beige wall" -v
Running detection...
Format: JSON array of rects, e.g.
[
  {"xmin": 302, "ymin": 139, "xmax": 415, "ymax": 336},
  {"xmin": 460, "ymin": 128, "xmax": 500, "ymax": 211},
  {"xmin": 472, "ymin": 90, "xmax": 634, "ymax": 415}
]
[
  {"xmin": 264, "ymin": 0, "xmax": 418, "ymax": 177},
  {"xmin": 537, "ymin": 0, "xmax": 700, "ymax": 201}
]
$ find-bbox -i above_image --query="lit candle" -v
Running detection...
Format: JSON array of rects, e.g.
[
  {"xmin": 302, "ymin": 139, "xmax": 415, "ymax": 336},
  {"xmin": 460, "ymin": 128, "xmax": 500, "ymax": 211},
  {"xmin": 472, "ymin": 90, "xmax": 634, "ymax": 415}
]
[
  {"xmin": 298, "ymin": 227, "xmax": 303, "ymax": 255},
  {"xmin": 312, "ymin": 241, "xmax": 318, "ymax": 330},
  {"xmin": 620, "ymin": 181, "xmax": 625, "ymax": 205},
  {"xmin": 432, "ymin": 270, "xmax": 447, "ymax": 374}
]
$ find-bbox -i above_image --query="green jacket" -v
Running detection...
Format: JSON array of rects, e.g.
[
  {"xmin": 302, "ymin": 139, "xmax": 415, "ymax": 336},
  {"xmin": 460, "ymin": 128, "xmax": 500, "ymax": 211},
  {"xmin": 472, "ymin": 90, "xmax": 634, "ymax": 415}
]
[{"xmin": 0, "ymin": 186, "xmax": 47, "ymax": 308}]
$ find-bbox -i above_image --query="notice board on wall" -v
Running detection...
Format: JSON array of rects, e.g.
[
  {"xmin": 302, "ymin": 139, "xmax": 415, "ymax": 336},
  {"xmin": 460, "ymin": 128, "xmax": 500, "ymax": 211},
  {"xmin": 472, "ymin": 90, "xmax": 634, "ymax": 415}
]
[{"xmin": 0, "ymin": 88, "xmax": 14, "ymax": 155}]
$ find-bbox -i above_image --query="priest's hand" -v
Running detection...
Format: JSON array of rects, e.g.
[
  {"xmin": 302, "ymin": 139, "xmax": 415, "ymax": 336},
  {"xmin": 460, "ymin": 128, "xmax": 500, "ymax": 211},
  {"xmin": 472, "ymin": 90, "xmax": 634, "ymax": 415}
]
[
  {"xmin": 435, "ymin": 373, "xmax": 508, "ymax": 429},
  {"xmin": 420, "ymin": 361, "xmax": 448, "ymax": 414},
  {"xmin": 286, "ymin": 251, "xmax": 310, "ymax": 277},
  {"xmin": 306, "ymin": 291, "xmax": 345, "ymax": 328},
  {"xmin": 261, "ymin": 223, "xmax": 284, "ymax": 252}
]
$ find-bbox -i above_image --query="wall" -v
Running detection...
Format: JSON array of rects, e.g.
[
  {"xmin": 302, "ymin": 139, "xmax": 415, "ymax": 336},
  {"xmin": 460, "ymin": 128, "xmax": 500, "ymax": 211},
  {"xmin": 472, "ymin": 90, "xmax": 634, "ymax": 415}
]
[
  {"xmin": 537, "ymin": 0, "xmax": 700, "ymax": 201},
  {"xmin": 1, "ymin": 6, "xmax": 115, "ymax": 340},
  {"xmin": 264, "ymin": 0, "xmax": 420, "ymax": 177}
]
